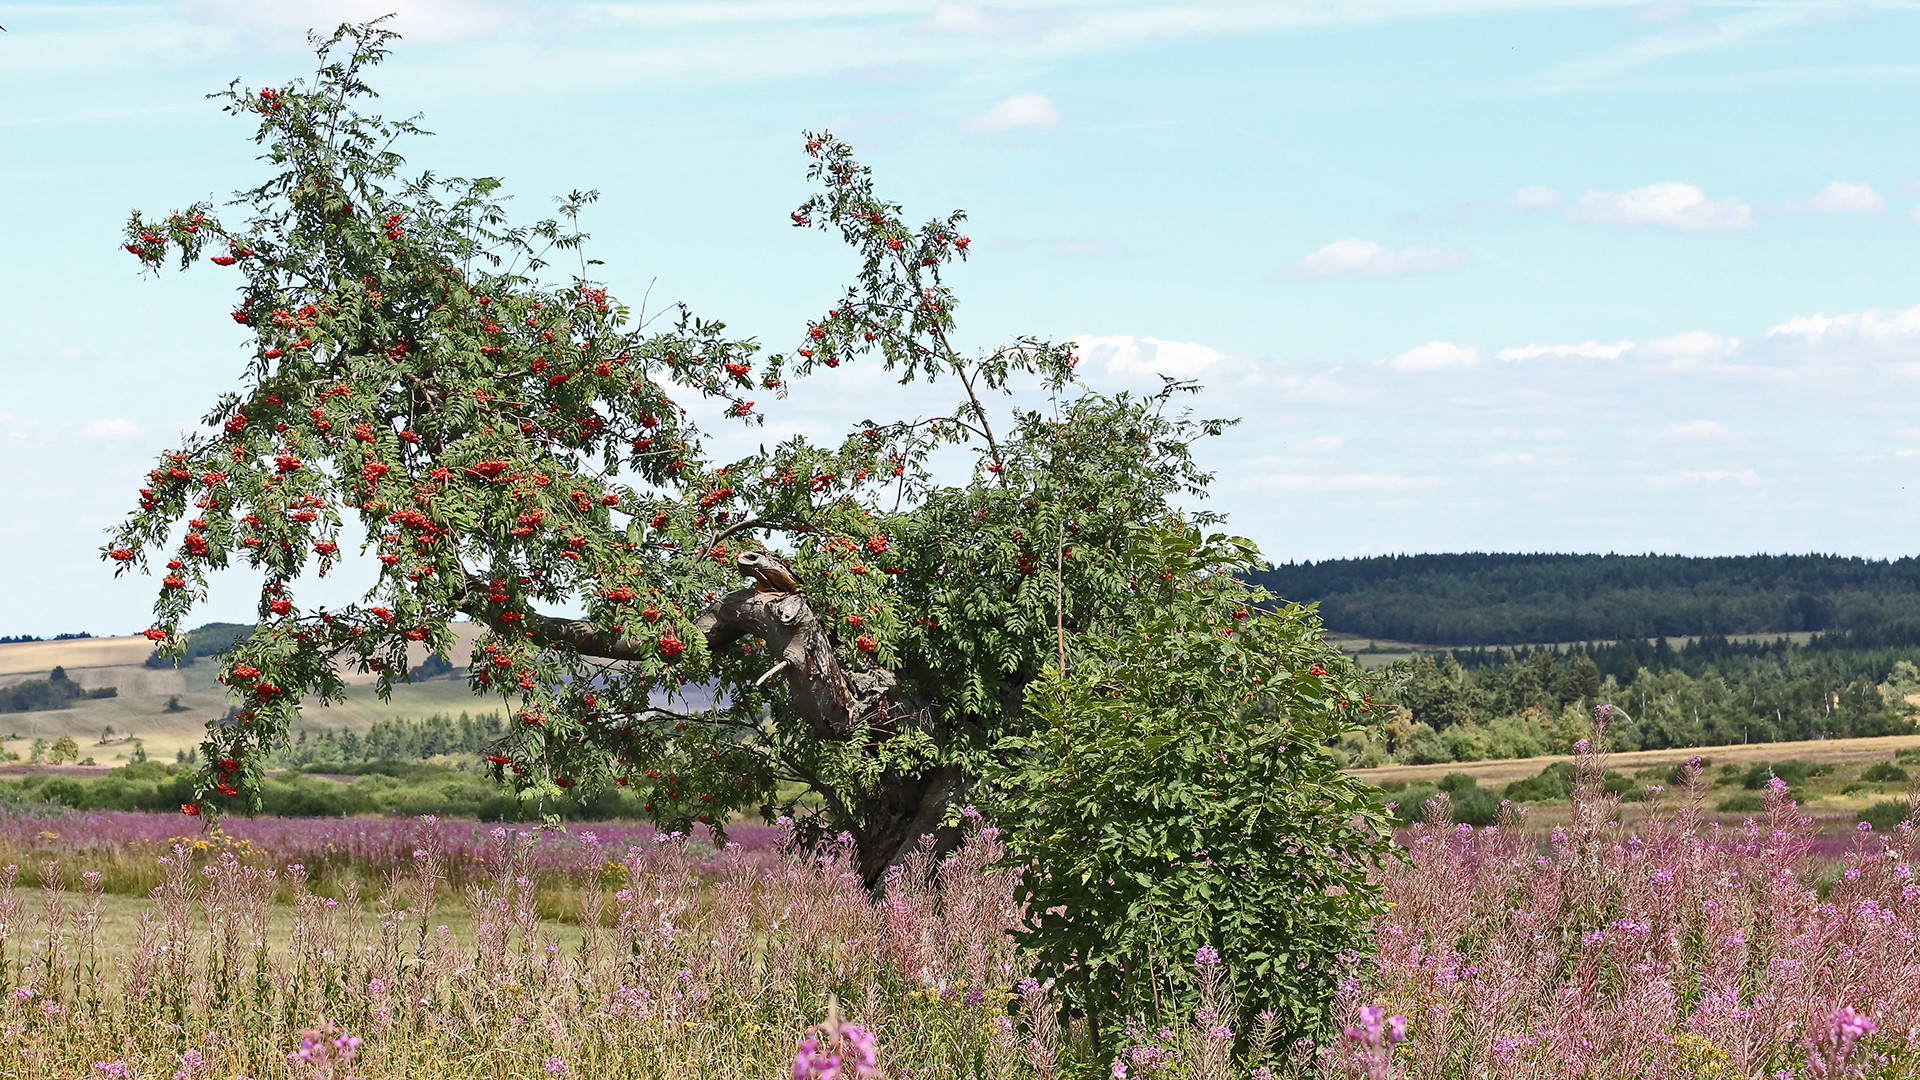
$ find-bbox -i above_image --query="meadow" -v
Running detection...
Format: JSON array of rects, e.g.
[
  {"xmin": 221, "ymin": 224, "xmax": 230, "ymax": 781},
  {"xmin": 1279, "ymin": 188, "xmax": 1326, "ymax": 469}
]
[{"xmin": 3, "ymin": 734, "xmax": 1919, "ymax": 1079}]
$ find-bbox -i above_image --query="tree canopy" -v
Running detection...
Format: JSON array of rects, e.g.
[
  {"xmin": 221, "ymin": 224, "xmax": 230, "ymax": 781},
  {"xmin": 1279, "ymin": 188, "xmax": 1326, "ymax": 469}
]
[{"xmin": 107, "ymin": 22, "xmax": 1271, "ymax": 879}]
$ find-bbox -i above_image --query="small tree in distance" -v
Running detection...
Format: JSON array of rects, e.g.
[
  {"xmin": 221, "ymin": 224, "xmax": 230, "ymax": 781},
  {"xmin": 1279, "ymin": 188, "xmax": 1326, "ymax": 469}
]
[{"xmin": 105, "ymin": 21, "xmax": 1374, "ymax": 885}]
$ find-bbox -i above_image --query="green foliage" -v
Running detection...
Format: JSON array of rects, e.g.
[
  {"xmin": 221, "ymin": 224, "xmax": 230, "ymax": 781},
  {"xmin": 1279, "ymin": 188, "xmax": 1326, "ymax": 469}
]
[
  {"xmin": 1858, "ymin": 799, "xmax": 1911, "ymax": 832},
  {"xmin": 1717, "ymin": 791, "xmax": 1766, "ymax": 813},
  {"xmin": 1374, "ymin": 636, "xmax": 1915, "ymax": 760},
  {"xmin": 1251, "ymin": 552, "xmax": 1920, "ymax": 645},
  {"xmin": 1436, "ymin": 771, "xmax": 1477, "ymax": 792},
  {"xmin": 1861, "ymin": 761, "xmax": 1910, "ymax": 783},
  {"xmin": 1503, "ymin": 760, "xmax": 1575, "ymax": 803},
  {"xmin": 273, "ymin": 711, "xmax": 506, "ymax": 768},
  {"xmin": 107, "ymin": 22, "xmax": 1236, "ymax": 867},
  {"xmin": 1741, "ymin": 759, "xmax": 1831, "ymax": 789},
  {"xmin": 2, "ymin": 758, "xmax": 634, "ymax": 820},
  {"xmin": 0, "ymin": 666, "xmax": 102, "ymax": 714},
  {"xmin": 48, "ymin": 736, "xmax": 80, "ymax": 764},
  {"xmin": 145, "ymin": 622, "xmax": 257, "ymax": 668},
  {"xmin": 1448, "ymin": 784, "xmax": 1502, "ymax": 826},
  {"xmin": 990, "ymin": 524, "xmax": 1396, "ymax": 1042}
]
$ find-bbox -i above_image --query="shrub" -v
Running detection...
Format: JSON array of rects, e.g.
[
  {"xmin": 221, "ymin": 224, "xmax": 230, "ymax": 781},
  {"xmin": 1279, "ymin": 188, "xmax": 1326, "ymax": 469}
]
[
  {"xmin": 1858, "ymin": 799, "xmax": 1910, "ymax": 832},
  {"xmin": 1743, "ymin": 759, "xmax": 1831, "ymax": 789},
  {"xmin": 1402, "ymin": 723, "xmax": 1453, "ymax": 764},
  {"xmin": 993, "ymin": 524, "xmax": 1397, "ymax": 1044},
  {"xmin": 1385, "ymin": 784, "xmax": 1441, "ymax": 824},
  {"xmin": 1717, "ymin": 791, "xmax": 1766, "ymax": 812},
  {"xmin": 1436, "ymin": 772, "xmax": 1478, "ymax": 792},
  {"xmin": 1448, "ymin": 784, "xmax": 1502, "ymax": 826},
  {"xmin": 1665, "ymin": 756, "xmax": 1710, "ymax": 785},
  {"xmin": 1503, "ymin": 760, "xmax": 1575, "ymax": 803},
  {"xmin": 1861, "ymin": 761, "xmax": 1909, "ymax": 784}
]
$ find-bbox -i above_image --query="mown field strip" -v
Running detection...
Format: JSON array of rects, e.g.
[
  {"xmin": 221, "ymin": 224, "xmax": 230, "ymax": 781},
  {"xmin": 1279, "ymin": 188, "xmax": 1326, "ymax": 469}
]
[{"xmin": 1347, "ymin": 731, "xmax": 1920, "ymax": 788}]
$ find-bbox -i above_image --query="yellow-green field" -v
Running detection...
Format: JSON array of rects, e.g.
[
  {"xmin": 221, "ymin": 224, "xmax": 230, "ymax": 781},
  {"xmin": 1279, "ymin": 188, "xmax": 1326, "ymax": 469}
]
[{"xmin": 0, "ymin": 630, "xmax": 498, "ymax": 762}]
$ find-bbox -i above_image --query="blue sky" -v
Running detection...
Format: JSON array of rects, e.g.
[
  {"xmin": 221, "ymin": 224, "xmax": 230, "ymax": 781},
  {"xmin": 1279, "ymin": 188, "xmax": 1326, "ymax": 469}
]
[{"xmin": 3, "ymin": 0, "xmax": 1920, "ymax": 635}]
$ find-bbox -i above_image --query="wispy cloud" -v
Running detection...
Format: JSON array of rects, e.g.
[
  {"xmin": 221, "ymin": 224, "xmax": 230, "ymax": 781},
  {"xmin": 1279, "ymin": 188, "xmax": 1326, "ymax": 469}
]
[
  {"xmin": 78, "ymin": 418, "xmax": 139, "ymax": 440},
  {"xmin": 1570, "ymin": 182, "xmax": 1756, "ymax": 232},
  {"xmin": 1388, "ymin": 341, "xmax": 1479, "ymax": 373},
  {"xmin": 1497, "ymin": 340, "xmax": 1634, "ymax": 361},
  {"xmin": 1506, "ymin": 185, "xmax": 1563, "ymax": 209},
  {"xmin": 1802, "ymin": 180, "xmax": 1886, "ymax": 214},
  {"xmin": 915, "ymin": 3, "xmax": 1063, "ymax": 37},
  {"xmin": 1074, "ymin": 334, "xmax": 1223, "ymax": 380},
  {"xmin": 1290, "ymin": 238, "xmax": 1466, "ymax": 279},
  {"xmin": 962, "ymin": 93, "xmax": 1060, "ymax": 132},
  {"xmin": 1657, "ymin": 419, "xmax": 1734, "ymax": 440}
]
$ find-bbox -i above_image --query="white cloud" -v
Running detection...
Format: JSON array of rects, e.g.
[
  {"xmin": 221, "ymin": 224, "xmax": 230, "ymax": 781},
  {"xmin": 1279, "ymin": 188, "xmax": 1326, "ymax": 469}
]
[
  {"xmin": 1506, "ymin": 185, "xmax": 1562, "ymax": 209},
  {"xmin": 1766, "ymin": 305, "xmax": 1920, "ymax": 344},
  {"xmin": 1074, "ymin": 334, "xmax": 1223, "ymax": 379},
  {"xmin": 1890, "ymin": 427, "xmax": 1920, "ymax": 442},
  {"xmin": 1647, "ymin": 330, "xmax": 1737, "ymax": 357},
  {"xmin": 78, "ymin": 419, "xmax": 139, "ymax": 440},
  {"xmin": 1388, "ymin": 341, "xmax": 1479, "ymax": 373},
  {"xmin": 1290, "ymin": 238, "xmax": 1466, "ymax": 279},
  {"xmin": 918, "ymin": 4, "xmax": 1057, "ymax": 36},
  {"xmin": 1658, "ymin": 419, "xmax": 1734, "ymax": 440},
  {"xmin": 1496, "ymin": 340, "xmax": 1634, "ymax": 361},
  {"xmin": 1570, "ymin": 182, "xmax": 1756, "ymax": 232},
  {"xmin": 962, "ymin": 94, "xmax": 1060, "ymax": 132},
  {"xmin": 1806, "ymin": 181, "xmax": 1885, "ymax": 214}
]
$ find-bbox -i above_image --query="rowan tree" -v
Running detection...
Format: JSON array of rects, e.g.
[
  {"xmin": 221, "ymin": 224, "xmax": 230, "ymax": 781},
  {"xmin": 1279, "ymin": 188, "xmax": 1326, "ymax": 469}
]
[{"xmin": 108, "ymin": 22, "xmax": 1258, "ymax": 880}]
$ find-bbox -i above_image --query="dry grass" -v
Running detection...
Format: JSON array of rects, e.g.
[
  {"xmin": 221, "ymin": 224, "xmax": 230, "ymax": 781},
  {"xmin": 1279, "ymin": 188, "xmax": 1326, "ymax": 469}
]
[{"xmin": 1350, "ymin": 731, "xmax": 1920, "ymax": 790}]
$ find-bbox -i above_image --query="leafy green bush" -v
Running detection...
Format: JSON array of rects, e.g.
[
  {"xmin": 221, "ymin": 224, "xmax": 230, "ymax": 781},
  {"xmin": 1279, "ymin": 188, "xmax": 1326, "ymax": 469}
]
[
  {"xmin": 1665, "ymin": 757, "xmax": 1710, "ymax": 785},
  {"xmin": 1436, "ymin": 772, "xmax": 1478, "ymax": 792},
  {"xmin": 1742, "ymin": 759, "xmax": 1831, "ymax": 789},
  {"xmin": 1717, "ymin": 791, "xmax": 1766, "ymax": 812},
  {"xmin": 1861, "ymin": 761, "xmax": 1910, "ymax": 783},
  {"xmin": 1401, "ymin": 723, "xmax": 1453, "ymax": 764},
  {"xmin": 1858, "ymin": 799, "xmax": 1910, "ymax": 832},
  {"xmin": 1384, "ymin": 783, "xmax": 1441, "ymax": 824},
  {"xmin": 1449, "ymin": 785, "xmax": 1502, "ymax": 826},
  {"xmin": 1503, "ymin": 760, "xmax": 1575, "ymax": 803},
  {"xmin": 992, "ymin": 525, "xmax": 1396, "ymax": 1044}
]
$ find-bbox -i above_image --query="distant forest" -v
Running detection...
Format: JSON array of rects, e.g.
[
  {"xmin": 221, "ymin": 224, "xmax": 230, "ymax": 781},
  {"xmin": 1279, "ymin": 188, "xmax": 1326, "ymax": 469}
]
[{"xmin": 1249, "ymin": 553, "xmax": 1920, "ymax": 646}]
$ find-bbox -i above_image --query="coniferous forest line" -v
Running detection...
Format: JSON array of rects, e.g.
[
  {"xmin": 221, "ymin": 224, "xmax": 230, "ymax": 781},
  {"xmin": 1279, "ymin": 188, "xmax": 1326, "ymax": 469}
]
[
  {"xmin": 1244, "ymin": 553, "xmax": 1920, "ymax": 764},
  {"xmin": 1250, "ymin": 552, "xmax": 1920, "ymax": 646}
]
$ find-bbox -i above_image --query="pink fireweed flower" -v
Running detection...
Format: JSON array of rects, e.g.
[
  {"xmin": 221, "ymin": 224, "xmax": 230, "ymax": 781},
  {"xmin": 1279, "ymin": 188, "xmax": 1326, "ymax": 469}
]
[
  {"xmin": 543, "ymin": 1057, "xmax": 568, "ymax": 1076},
  {"xmin": 1805, "ymin": 1006, "xmax": 1878, "ymax": 1079},
  {"xmin": 792, "ymin": 1005, "xmax": 879, "ymax": 1080}
]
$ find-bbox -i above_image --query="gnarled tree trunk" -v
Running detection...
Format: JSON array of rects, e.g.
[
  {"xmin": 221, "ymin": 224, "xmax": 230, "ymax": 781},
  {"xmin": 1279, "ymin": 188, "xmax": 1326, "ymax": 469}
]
[{"xmin": 462, "ymin": 561, "xmax": 962, "ymax": 886}]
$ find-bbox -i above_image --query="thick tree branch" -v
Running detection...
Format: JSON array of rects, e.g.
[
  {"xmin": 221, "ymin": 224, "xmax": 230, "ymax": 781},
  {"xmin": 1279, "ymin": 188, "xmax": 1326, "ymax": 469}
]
[{"xmin": 455, "ymin": 554, "xmax": 899, "ymax": 741}]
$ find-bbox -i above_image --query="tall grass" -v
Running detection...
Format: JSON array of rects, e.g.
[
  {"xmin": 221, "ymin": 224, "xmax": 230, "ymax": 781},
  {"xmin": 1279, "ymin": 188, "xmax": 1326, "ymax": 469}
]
[
  {"xmin": 1331, "ymin": 734, "xmax": 1920, "ymax": 1079},
  {"xmin": 0, "ymin": 818, "xmax": 1054, "ymax": 1079},
  {"xmin": 10, "ymin": 733, "xmax": 1920, "ymax": 1077}
]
